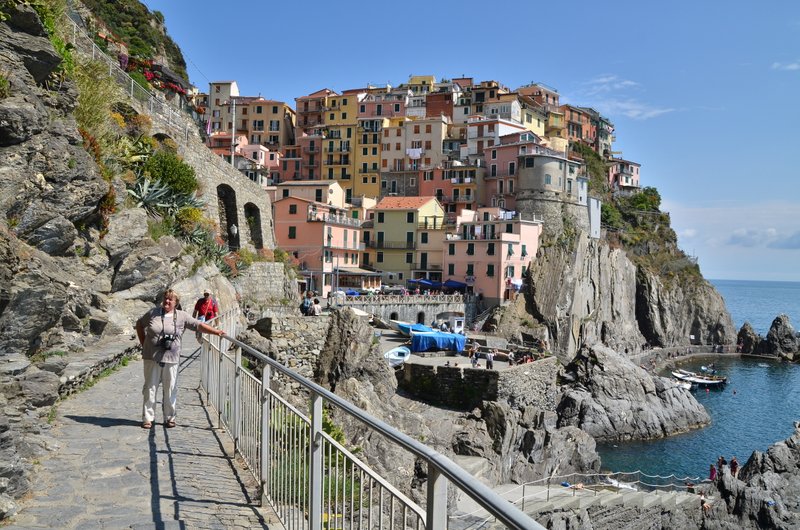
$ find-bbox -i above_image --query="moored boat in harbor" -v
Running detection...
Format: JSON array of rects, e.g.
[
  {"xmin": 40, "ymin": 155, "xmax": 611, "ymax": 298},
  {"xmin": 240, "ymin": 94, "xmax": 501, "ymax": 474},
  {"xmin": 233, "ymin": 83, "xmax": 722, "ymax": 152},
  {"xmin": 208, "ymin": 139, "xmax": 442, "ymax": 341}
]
[{"xmin": 672, "ymin": 368, "xmax": 728, "ymax": 388}]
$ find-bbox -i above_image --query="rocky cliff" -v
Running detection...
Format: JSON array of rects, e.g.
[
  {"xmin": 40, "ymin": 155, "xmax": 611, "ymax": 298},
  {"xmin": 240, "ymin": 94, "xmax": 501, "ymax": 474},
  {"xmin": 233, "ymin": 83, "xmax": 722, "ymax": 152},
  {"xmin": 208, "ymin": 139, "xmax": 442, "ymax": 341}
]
[{"xmin": 521, "ymin": 232, "xmax": 734, "ymax": 360}]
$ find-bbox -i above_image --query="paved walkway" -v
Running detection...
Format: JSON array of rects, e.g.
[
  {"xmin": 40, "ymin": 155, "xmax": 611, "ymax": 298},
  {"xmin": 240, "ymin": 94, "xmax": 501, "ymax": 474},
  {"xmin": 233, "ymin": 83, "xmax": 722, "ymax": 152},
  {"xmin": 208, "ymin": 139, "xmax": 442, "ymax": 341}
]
[{"xmin": 6, "ymin": 335, "xmax": 279, "ymax": 529}]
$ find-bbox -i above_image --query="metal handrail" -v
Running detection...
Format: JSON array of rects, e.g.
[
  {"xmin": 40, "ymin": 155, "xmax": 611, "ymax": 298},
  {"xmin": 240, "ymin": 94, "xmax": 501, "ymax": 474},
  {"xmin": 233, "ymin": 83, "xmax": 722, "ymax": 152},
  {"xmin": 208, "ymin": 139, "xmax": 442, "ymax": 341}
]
[{"xmin": 201, "ymin": 308, "xmax": 539, "ymax": 529}]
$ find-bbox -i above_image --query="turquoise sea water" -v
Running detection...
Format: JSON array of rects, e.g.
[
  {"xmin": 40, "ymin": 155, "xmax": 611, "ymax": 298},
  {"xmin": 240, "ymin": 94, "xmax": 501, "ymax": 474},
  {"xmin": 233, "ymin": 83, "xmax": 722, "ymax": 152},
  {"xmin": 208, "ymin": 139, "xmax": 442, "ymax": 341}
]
[
  {"xmin": 597, "ymin": 279, "xmax": 800, "ymax": 478},
  {"xmin": 711, "ymin": 279, "xmax": 800, "ymax": 335}
]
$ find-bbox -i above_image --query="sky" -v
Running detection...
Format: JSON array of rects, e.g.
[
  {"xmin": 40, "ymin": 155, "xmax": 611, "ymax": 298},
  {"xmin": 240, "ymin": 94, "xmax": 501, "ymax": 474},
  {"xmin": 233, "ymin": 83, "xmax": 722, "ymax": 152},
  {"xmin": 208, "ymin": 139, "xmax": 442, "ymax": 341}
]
[{"xmin": 141, "ymin": 0, "xmax": 800, "ymax": 282}]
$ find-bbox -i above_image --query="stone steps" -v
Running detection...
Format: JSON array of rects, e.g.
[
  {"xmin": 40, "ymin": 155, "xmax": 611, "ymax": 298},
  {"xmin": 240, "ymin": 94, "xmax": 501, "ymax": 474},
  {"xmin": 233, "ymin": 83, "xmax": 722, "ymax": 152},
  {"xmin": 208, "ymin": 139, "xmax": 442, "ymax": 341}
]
[{"xmin": 515, "ymin": 485, "xmax": 701, "ymax": 517}]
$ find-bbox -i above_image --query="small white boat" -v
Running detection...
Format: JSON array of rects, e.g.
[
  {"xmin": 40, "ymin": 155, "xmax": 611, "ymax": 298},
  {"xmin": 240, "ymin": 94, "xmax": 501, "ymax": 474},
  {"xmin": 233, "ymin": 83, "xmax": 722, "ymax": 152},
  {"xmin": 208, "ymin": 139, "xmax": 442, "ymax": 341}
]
[
  {"xmin": 672, "ymin": 378, "xmax": 693, "ymax": 390},
  {"xmin": 388, "ymin": 319, "xmax": 411, "ymax": 333},
  {"xmin": 384, "ymin": 346, "xmax": 411, "ymax": 368},
  {"xmin": 672, "ymin": 368, "xmax": 727, "ymax": 387}
]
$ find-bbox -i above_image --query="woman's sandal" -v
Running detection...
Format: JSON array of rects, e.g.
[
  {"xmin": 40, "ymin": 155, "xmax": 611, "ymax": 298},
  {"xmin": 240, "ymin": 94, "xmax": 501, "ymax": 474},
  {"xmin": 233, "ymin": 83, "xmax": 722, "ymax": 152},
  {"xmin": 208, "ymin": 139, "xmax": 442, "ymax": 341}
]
[
  {"xmin": 165, "ymin": 420, "xmax": 176, "ymax": 428},
  {"xmin": 142, "ymin": 421, "xmax": 152, "ymax": 429}
]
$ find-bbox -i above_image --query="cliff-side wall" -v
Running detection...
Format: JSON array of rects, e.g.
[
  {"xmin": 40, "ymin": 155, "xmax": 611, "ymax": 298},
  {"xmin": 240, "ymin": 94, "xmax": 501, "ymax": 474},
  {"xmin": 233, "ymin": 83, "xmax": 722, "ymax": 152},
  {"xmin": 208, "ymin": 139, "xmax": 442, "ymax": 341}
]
[
  {"xmin": 397, "ymin": 358, "xmax": 559, "ymax": 411},
  {"xmin": 525, "ymin": 232, "xmax": 733, "ymax": 360}
]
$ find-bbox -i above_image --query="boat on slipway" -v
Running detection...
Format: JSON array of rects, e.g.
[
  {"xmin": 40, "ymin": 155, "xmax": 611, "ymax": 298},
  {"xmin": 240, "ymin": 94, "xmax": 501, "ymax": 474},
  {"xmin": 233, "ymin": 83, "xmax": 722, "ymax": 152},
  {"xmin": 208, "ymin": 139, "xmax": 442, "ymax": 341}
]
[
  {"xmin": 384, "ymin": 346, "xmax": 411, "ymax": 368},
  {"xmin": 672, "ymin": 368, "xmax": 728, "ymax": 388}
]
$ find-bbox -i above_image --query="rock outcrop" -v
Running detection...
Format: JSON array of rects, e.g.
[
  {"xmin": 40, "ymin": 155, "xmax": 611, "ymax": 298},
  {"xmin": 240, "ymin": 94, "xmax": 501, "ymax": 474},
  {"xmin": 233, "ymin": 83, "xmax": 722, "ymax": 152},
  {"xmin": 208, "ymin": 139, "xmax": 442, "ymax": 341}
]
[
  {"xmin": 556, "ymin": 345, "xmax": 710, "ymax": 441},
  {"xmin": 737, "ymin": 315, "xmax": 800, "ymax": 361},
  {"xmin": 764, "ymin": 315, "xmax": 800, "ymax": 361}
]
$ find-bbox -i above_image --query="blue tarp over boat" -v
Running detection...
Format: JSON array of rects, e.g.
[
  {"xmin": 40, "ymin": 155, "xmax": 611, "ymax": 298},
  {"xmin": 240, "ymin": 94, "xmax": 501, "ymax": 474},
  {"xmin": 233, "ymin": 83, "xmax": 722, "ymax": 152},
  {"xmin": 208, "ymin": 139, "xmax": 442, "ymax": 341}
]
[
  {"xmin": 411, "ymin": 331, "xmax": 466, "ymax": 353},
  {"xmin": 397, "ymin": 322, "xmax": 434, "ymax": 336}
]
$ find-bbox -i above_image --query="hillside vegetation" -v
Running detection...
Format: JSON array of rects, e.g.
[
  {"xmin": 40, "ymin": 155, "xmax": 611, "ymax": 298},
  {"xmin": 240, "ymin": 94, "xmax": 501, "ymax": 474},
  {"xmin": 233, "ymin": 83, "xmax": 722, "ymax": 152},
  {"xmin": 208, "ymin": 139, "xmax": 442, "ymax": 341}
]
[
  {"xmin": 80, "ymin": 0, "xmax": 188, "ymax": 81},
  {"xmin": 572, "ymin": 143, "xmax": 701, "ymax": 282}
]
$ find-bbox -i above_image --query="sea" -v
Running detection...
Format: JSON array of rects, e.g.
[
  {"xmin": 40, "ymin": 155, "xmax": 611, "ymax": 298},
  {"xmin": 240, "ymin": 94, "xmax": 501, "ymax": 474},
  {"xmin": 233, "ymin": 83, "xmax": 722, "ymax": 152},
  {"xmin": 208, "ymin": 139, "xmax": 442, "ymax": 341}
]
[{"xmin": 597, "ymin": 279, "xmax": 800, "ymax": 479}]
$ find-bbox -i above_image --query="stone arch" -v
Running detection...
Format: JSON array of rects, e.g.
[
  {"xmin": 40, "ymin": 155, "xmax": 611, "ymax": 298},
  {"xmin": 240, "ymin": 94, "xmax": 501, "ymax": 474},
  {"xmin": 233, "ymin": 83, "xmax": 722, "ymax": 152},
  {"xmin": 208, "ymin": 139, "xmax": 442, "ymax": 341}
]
[
  {"xmin": 152, "ymin": 132, "xmax": 177, "ymax": 145},
  {"xmin": 244, "ymin": 202, "xmax": 264, "ymax": 250},
  {"xmin": 417, "ymin": 311, "xmax": 426, "ymax": 324},
  {"xmin": 217, "ymin": 184, "xmax": 240, "ymax": 250},
  {"xmin": 390, "ymin": 311, "xmax": 399, "ymax": 321}
]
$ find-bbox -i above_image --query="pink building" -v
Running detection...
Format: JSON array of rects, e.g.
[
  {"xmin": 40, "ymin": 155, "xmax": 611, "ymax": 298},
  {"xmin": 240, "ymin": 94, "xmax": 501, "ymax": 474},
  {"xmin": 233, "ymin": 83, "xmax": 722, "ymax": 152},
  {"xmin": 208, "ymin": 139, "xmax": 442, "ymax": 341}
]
[
  {"xmin": 608, "ymin": 158, "xmax": 641, "ymax": 191},
  {"xmin": 272, "ymin": 196, "xmax": 378, "ymax": 297},
  {"xmin": 442, "ymin": 207, "xmax": 543, "ymax": 305},
  {"xmin": 278, "ymin": 145, "xmax": 302, "ymax": 182},
  {"xmin": 418, "ymin": 164, "xmax": 482, "ymax": 220},
  {"xmin": 483, "ymin": 131, "xmax": 542, "ymax": 210}
]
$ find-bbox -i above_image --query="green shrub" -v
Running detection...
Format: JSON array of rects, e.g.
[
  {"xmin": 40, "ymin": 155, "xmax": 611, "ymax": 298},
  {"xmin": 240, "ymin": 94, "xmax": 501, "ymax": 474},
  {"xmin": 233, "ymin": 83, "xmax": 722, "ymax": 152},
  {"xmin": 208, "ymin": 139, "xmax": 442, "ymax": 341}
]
[
  {"xmin": 147, "ymin": 217, "xmax": 175, "ymax": 241},
  {"xmin": 142, "ymin": 150, "xmax": 197, "ymax": 195},
  {"xmin": 601, "ymin": 202, "xmax": 623, "ymax": 229},
  {"xmin": 74, "ymin": 59, "xmax": 121, "ymax": 148},
  {"xmin": 237, "ymin": 247, "xmax": 255, "ymax": 268},
  {"xmin": 128, "ymin": 70, "xmax": 152, "ymax": 92},
  {"xmin": 628, "ymin": 186, "xmax": 661, "ymax": 211},
  {"xmin": 0, "ymin": 72, "xmax": 10, "ymax": 99}
]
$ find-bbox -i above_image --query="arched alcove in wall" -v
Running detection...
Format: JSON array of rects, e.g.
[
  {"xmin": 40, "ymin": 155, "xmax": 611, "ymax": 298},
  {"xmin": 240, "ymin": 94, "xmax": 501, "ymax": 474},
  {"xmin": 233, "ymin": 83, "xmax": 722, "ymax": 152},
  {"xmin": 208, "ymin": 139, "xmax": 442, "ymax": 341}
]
[
  {"xmin": 217, "ymin": 184, "xmax": 240, "ymax": 250},
  {"xmin": 244, "ymin": 202, "xmax": 264, "ymax": 249}
]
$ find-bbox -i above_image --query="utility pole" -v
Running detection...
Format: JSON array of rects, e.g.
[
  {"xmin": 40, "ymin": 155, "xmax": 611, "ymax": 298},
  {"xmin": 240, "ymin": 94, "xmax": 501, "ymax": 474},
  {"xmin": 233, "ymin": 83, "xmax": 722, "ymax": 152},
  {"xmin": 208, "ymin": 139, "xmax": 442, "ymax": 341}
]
[{"xmin": 230, "ymin": 97, "xmax": 236, "ymax": 166}]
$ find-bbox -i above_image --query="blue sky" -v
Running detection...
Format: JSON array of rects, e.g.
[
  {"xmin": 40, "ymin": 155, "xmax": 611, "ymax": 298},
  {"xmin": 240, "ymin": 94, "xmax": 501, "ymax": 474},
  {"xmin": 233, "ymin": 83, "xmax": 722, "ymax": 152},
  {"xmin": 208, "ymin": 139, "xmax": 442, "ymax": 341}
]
[{"xmin": 143, "ymin": 0, "xmax": 800, "ymax": 281}]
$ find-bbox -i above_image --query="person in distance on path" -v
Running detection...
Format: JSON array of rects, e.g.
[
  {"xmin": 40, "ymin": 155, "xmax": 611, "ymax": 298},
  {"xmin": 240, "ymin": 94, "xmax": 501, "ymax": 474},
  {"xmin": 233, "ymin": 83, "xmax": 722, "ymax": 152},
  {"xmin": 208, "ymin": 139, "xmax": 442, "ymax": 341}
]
[{"xmin": 136, "ymin": 288, "xmax": 225, "ymax": 429}]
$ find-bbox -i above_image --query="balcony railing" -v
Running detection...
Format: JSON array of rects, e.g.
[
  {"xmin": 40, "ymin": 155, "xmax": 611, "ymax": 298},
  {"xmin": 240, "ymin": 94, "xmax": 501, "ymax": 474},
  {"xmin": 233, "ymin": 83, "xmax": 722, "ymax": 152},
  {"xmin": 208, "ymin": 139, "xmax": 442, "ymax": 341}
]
[
  {"xmin": 417, "ymin": 220, "xmax": 446, "ymax": 230},
  {"xmin": 324, "ymin": 241, "xmax": 366, "ymax": 250},
  {"xmin": 309, "ymin": 213, "xmax": 363, "ymax": 227},
  {"xmin": 411, "ymin": 263, "xmax": 442, "ymax": 271},
  {"xmin": 198, "ymin": 309, "xmax": 540, "ymax": 529},
  {"xmin": 366, "ymin": 241, "xmax": 416, "ymax": 250}
]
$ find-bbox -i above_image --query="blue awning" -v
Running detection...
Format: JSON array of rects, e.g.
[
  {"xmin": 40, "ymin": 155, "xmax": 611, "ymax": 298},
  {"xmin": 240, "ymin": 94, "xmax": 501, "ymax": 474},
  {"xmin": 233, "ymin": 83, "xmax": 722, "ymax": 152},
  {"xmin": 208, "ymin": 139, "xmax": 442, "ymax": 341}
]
[
  {"xmin": 345, "ymin": 289, "xmax": 360, "ymax": 296},
  {"xmin": 443, "ymin": 279, "xmax": 467, "ymax": 289}
]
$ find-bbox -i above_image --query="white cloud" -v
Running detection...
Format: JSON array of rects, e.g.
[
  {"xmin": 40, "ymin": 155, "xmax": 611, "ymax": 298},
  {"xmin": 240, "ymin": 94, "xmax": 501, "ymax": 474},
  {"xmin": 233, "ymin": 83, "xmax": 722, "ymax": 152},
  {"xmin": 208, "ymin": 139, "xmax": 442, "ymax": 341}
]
[
  {"xmin": 772, "ymin": 61, "xmax": 800, "ymax": 71},
  {"xmin": 595, "ymin": 99, "xmax": 675, "ymax": 120},
  {"xmin": 581, "ymin": 74, "xmax": 640, "ymax": 96},
  {"xmin": 567, "ymin": 74, "xmax": 673, "ymax": 121},
  {"xmin": 679, "ymin": 228, "xmax": 697, "ymax": 238}
]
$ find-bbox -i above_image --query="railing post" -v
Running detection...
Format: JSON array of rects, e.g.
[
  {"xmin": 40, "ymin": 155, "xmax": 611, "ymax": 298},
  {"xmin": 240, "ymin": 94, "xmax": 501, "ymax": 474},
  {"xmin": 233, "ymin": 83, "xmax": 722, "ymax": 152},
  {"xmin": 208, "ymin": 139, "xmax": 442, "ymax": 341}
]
[
  {"xmin": 233, "ymin": 346, "xmax": 242, "ymax": 449},
  {"xmin": 309, "ymin": 392, "xmax": 323, "ymax": 529},
  {"xmin": 260, "ymin": 363, "xmax": 271, "ymax": 506},
  {"xmin": 217, "ymin": 339, "xmax": 224, "ymax": 428},
  {"xmin": 426, "ymin": 463, "xmax": 447, "ymax": 530},
  {"xmin": 522, "ymin": 483, "xmax": 526, "ymax": 512}
]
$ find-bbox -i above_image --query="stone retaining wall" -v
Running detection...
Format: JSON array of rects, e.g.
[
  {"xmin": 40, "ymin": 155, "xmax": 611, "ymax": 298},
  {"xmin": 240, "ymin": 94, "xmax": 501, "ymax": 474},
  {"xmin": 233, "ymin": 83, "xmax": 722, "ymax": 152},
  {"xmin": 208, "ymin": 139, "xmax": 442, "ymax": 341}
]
[
  {"xmin": 397, "ymin": 357, "xmax": 560, "ymax": 411},
  {"xmin": 234, "ymin": 262, "xmax": 297, "ymax": 307},
  {"xmin": 253, "ymin": 315, "xmax": 330, "ymax": 378}
]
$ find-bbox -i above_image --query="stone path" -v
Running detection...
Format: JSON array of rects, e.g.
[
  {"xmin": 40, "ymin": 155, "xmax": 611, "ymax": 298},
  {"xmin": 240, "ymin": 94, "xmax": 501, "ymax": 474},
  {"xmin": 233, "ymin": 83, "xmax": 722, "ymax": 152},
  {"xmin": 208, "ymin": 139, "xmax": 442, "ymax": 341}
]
[{"xmin": 5, "ymin": 335, "xmax": 280, "ymax": 529}]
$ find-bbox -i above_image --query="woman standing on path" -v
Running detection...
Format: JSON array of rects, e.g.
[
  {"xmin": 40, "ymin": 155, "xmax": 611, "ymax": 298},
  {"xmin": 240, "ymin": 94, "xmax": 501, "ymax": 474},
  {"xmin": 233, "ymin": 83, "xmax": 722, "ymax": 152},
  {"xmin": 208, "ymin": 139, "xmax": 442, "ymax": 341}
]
[{"xmin": 136, "ymin": 288, "xmax": 225, "ymax": 429}]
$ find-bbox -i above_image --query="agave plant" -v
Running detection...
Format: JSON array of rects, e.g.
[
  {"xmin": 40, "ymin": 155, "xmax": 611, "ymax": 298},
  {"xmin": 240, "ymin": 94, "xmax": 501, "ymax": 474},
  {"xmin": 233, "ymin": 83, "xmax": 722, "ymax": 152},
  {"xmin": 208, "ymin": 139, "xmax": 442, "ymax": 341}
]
[
  {"xmin": 163, "ymin": 191, "xmax": 205, "ymax": 217},
  {"xmin": 127, "ymin": 177, "xmax": 172, "ymax": 215}
]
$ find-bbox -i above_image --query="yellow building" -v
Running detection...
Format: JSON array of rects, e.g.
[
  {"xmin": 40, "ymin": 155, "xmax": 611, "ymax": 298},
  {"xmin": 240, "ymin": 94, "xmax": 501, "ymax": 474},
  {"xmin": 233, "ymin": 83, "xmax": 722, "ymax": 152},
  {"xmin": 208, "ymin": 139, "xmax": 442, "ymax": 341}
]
[
  {"xmin": 364, "ymin": 196, "xmax": 445, "ymax": 283},
  {"xmin": 321, "ymin": 93, "xmax": 361, "ymax": 202}
]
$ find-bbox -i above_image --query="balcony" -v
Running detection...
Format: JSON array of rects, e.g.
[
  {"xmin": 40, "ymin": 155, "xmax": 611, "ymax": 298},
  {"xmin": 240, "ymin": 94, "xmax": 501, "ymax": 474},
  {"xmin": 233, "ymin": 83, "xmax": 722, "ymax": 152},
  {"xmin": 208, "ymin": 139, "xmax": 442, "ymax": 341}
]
[
  {"xmin": 309, "ymin": 213, "xmax": 363, "ymax": 227},
  {"xmin": 303, "ymin": 146, "xmax": 319, "ymax": 153},
  {"xmin": 324, "ymin": 241, "xmax": 366, "ymax": 251},
  {"xmin": 366, "ymin": 241, "xmax": 416, "ymax": 250},
  {"xmin": 451, "ymin": 177, "xmax": 474, "ymax": 185},
  {"xmin": 417, "ymin": 220, "xmax": 446, "ymax": 230},
  {"xmin": 411, "ymin": 263, "xmax": 442, "ymax": 271},
  {"xmin": 358, "ymin": 167, "xmax": 379, "ymax": 174}
]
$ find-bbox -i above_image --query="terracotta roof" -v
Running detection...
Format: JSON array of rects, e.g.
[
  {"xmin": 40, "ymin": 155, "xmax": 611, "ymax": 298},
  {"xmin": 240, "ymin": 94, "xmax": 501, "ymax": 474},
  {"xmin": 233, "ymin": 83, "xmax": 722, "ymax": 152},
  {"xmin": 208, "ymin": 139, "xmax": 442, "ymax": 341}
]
[{"xmin": 375, "ymin": 196, "xmax": 437, "ymax": 210}]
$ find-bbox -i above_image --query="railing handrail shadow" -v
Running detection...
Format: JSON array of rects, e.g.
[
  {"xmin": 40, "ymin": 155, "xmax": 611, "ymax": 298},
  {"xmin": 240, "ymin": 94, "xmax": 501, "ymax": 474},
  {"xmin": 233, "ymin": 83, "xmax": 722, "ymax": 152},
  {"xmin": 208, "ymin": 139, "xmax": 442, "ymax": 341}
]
[{"xmin": 198, "ymin": 308, "xmax": 540, "ymax": 529}]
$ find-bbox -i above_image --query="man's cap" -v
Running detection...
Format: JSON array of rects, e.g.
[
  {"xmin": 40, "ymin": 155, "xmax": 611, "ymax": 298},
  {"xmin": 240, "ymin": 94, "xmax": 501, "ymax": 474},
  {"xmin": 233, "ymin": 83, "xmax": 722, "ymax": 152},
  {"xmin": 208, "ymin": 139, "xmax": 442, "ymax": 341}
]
[{"xmin": 204, "ymin": 290, "xmax": 211, "ymax": 295}]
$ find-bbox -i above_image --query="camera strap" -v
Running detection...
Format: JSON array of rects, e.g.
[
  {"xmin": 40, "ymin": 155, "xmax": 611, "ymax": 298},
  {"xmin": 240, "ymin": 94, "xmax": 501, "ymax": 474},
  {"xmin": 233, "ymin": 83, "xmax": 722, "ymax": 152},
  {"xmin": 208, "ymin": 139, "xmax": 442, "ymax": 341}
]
[{"xmin": 160, "ymin": 308, "xmax": 178, "ymax": 341}]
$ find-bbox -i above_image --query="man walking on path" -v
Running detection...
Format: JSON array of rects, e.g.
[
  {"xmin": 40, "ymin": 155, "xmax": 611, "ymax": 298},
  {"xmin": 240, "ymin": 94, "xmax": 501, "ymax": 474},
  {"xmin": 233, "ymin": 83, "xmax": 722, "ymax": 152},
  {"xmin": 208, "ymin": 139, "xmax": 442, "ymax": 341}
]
[{"xmin": 192, "ymin": 290, "xmax": 219, "ymax": 338}]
